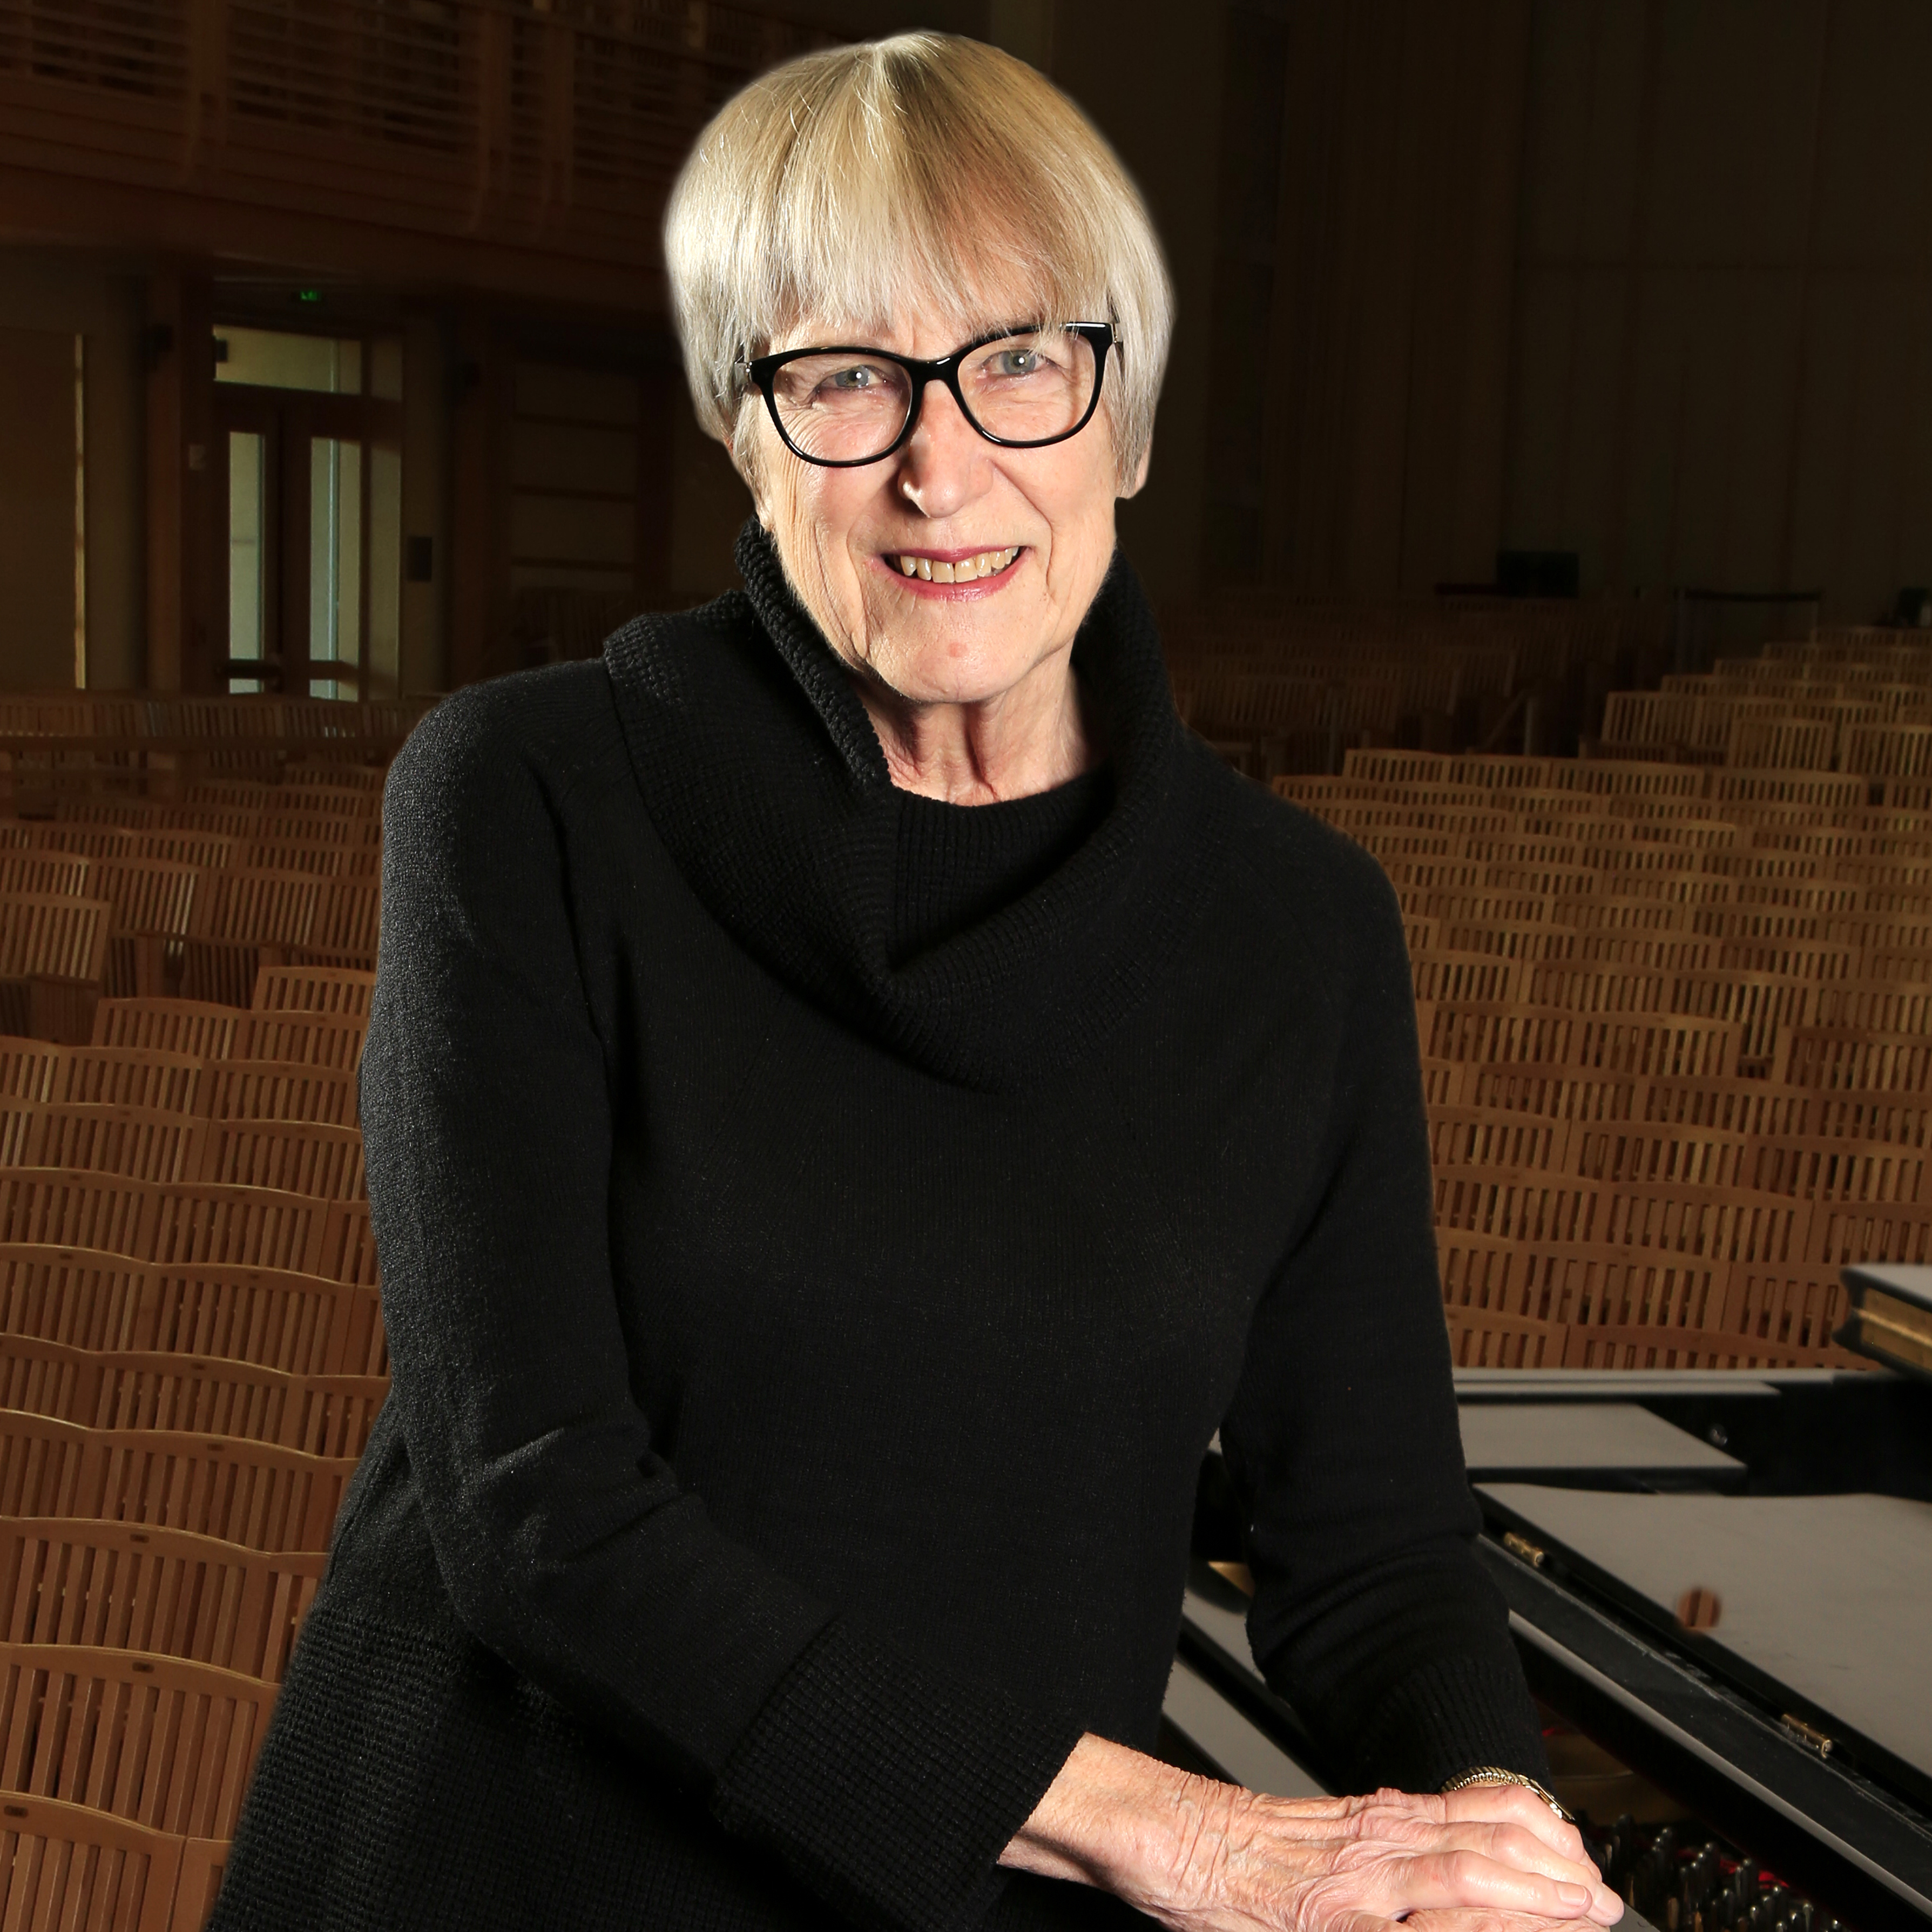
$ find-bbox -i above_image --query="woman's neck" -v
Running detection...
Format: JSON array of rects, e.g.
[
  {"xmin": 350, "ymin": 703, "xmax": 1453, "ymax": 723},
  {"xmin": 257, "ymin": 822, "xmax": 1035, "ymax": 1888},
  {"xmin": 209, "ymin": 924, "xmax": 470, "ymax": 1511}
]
[{"xmin": 852, "ymin": 652, "xmax": 1095, "ymax": 805}]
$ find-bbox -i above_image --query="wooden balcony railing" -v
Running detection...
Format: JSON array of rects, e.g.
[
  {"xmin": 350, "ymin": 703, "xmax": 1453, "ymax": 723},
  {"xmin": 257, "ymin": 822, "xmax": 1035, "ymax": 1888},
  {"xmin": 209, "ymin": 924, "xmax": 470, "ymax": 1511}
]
[{"xmin": 0, "ymin": 0, "xmax": 839, "ymax": 306}]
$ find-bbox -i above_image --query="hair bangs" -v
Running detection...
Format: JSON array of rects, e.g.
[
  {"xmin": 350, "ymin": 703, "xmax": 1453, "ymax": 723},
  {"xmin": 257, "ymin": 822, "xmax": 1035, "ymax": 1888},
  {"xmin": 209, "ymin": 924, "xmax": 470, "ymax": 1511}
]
[{"xmin": 666, "ymin": 33, "xmax": 1172, "ymax": 487}]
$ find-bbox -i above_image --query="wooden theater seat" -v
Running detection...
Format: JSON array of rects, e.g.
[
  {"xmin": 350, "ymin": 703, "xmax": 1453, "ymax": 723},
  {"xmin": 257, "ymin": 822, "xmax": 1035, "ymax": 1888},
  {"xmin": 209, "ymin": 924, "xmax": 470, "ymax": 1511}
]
[
  {"xmin": 178, "ymin": 871, "xmax": 327, "ymax": 1010},
  {"xmin": 0, "ymin": 1642, "xmax": 276, "ymax": 1842},
  {"xmin": 0, "ymin": 1414, "xmax": 353, "ymax": 1552},
  {"xmin": 0, "ymin": 894, "xmax": 113, "ymax": 1044},
  {"xmin": 0, "ymin": 1337, "xmax": 387, "ymax": 1458},
  {"xmin": 91, "ymin": 1001, "xmax": 239, "ymax": 1060},
  {"xmin": 1445, "ymin": 1303, "xmax": 1568, "ymax": 1370},
  {"xmin": 0, "ymin": 1105, "xmax": 201, "ymax": 1185},
  {"xmin": 0, "ymin": 1790, "xmax": 191, "ymax": 1932},
  {"xmin": 0, "ymin": 1171, "xmax": 367, "ymax": 1281},
  {"xmin": 248, "ymin": 964, "xmax": 373, "ymax": 1021},
  {"xmin": 228, "ymin": 1010, "xmax": 364, "ymax": 1071},
  {"xmin": 195, "ymin": 1122, "xmax": 365, "ymax": 1203},
  {"xmin": 197, "ymin": 1061, "xmax": 357, "ymax": 1128},
  {"xmin": 0, "ymin": 1247, "xmax": 384, "ymax": 1376},
  {"xmin": 0, "ymin": 1519, "xmax": 325, "ymax": 1682}
]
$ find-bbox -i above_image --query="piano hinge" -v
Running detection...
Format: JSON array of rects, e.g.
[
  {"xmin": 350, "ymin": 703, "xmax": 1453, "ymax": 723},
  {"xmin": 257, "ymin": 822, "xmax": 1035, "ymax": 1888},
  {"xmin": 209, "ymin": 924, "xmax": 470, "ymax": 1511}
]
[{"xmin": 1781, "ymin": 1713, "xmax": 1835, "ymax": 1759}]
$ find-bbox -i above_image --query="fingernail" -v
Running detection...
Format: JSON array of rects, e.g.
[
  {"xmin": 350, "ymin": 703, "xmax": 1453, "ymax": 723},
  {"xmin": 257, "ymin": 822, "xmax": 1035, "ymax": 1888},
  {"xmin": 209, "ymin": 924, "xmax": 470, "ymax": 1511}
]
[{"xmin": 1558, "ymin": 1883, "xmax": 1590, "ymax": 1908}]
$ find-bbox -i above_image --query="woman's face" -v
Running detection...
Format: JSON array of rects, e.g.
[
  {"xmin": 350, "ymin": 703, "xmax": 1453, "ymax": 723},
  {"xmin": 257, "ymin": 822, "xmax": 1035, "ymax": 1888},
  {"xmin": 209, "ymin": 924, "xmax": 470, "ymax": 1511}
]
[{"xmin": 737, "ymin": 307, "xmax": 1147, "ymax": 710}]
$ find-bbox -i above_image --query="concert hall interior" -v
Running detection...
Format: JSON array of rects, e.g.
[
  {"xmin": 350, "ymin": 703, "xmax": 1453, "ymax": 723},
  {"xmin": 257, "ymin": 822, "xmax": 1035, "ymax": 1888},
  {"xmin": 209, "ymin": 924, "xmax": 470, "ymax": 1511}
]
[{"xmin": 0, "ymin": 3, "xmax": 1930, "ymax": 1929}]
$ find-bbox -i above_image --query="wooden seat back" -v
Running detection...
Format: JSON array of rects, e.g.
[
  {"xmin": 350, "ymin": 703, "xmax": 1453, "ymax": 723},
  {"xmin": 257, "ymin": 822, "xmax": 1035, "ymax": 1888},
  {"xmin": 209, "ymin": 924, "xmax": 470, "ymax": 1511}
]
[
  {"xmin": 0, "ymin": 1338, "xmax": 387, "ymax": 1457},
  {"xmin": 0, "ymin": 1172, "xmax": 332, "ymax": 1275},
  {"xmin": 249, "ymin": 964, "xmax": 374, "ymax": 1019},
  {"xmin": 0, "ymin": 1519, "xmax": 325, "ymax": 1681},
  {"xmin": 233, "ymin": 839, "xmax": 347, "ymax": 879},
  {"xmin": 0, "ymin": 1414, "xmax": 354, "ymax": 1552},
  {"xmin": 0, "ymin": 1040, "xmax": 205, "ymax": 1114},
  {"xmin": 1445, "ymin": 1302, "xmax": 1567, "ymax": 1370},
  {"xmin": 0, "ymin": 852, "xmax": 92, "ymax": 899},
  {"xmin": 229, "ymin": 1010, "xmax": 364, "ymax": 1070},
  {"xmin": 198, "ymin": 1060, "xmax": 356, "ymax": 1127},
  {"xmin": 179, "ymin": 870, "xmax": 327, "ymax": 1006},
  {"xmin": 197, "ymin": 1122, "xmax": 365, "ymax": 1203},
  {"xmin": 0, "ymin": 1790, "xmax": 186, "ymax": 1931},
  {"xmin": 91, "ymin": 1001, "xmax": 239, "ymax": 1060},
  {"xmin": 0, "ymin": 1106, "xmax": 202, "ymax": 1185},
  {"xmin": 0, "ymin": 1641, "xmax": 275, "ymax": 1840},
  {"xmin": 0, "ymin": 1246, "xmax": 383, "ymax": 1374},
  {"xmin": 1438, "ymin": 1227, "xmax": 1732, "ymax": 1336}
]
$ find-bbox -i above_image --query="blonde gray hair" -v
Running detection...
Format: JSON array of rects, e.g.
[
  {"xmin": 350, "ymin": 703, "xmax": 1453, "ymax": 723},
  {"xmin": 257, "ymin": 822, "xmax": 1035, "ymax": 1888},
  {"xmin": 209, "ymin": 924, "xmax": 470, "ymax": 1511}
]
[{"xmin": 664, "ymin": 33, "xmax": 1172, "ymax": 488}]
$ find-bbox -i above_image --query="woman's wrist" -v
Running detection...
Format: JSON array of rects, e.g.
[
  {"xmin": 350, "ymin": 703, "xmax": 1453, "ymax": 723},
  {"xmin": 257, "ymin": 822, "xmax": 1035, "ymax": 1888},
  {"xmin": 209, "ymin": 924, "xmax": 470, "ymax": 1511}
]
[
  {"xmin": 999, "ymin": 1732, "xmax": 1242, "ymax": 1895},
  {"xmin": 1442, "ymin": 1764, "xmax": 1575, "ymax": 1822}
]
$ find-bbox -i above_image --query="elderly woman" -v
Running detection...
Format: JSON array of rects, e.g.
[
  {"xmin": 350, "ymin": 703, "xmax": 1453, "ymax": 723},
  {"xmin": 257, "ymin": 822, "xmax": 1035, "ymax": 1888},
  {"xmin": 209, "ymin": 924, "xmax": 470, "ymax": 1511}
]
[{"xmin": 213, "ymin": 33, "xmax": 1621, "ymax": 1932}]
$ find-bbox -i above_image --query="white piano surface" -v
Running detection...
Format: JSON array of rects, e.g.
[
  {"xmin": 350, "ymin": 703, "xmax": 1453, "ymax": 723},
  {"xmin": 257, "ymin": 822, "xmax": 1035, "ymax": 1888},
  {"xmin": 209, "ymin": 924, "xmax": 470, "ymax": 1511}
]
[{"xmin": 1482, "ymin": 1484, "xmax": 1932, "ymax": 1783}]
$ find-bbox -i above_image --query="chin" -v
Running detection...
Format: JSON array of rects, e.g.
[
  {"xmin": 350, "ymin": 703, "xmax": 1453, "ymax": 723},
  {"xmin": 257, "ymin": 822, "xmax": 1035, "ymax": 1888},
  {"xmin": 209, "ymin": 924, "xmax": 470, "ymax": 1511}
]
[{"xmin": 886, "ymin": 649, "xmax": 1046, "ymax": 708}]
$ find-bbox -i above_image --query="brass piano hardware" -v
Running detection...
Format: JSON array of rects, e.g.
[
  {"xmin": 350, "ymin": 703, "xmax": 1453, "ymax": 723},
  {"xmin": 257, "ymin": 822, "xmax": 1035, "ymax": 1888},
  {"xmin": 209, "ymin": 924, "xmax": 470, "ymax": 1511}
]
[
  {"xmin": 1502, "ymin": 1531, "xmax": 1547, "ymax": 1569},
  {"xmin": 1780, "ymin": 1713, "xmax": 1834, "ymax": 1759},
  {"xmin": 1207, "ymin": 1559, "xmax": 1255, "ymax": 1597}
]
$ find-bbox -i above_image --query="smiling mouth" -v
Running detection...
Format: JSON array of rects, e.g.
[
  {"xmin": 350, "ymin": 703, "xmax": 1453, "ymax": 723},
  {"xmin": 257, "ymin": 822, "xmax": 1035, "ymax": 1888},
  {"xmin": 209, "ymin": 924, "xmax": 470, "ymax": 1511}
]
[{"xmin": 886, "ymin": 546, "xmax": 1021, "ymax": 584}]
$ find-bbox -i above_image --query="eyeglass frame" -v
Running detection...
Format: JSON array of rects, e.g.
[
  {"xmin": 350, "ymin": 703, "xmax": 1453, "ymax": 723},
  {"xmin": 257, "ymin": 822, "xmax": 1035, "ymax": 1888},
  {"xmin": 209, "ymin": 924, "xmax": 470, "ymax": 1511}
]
[{"xmin": 734, "ymin": 321, "xmax": 1118, "ymax": 469}]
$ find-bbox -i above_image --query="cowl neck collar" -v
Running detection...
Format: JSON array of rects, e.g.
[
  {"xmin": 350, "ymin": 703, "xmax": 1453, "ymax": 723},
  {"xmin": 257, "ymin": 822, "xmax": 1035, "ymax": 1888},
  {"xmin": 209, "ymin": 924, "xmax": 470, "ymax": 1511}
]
[{"xmin": 602, "ymin": 521, "xmax": 1228, "ymax": 1091}]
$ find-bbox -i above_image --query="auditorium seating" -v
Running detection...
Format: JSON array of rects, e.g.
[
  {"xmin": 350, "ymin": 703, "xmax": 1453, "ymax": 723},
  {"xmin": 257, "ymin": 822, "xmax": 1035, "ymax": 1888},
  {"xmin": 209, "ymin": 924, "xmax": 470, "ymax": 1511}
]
[
  {"xmin": 0, "ymin": 704, "xmax": 402, "ymax": 1927},
  {"xmin": 1164, "ymin": 593, "xmax": 1671, "ymax": 778},
  {"xmin": 2, "ymin": 632, "xmax": 1922, "ymax": 1917},
  {"xmin": 1278, "ymin": 627, "xmax": 1932, "ymax": 1373}
]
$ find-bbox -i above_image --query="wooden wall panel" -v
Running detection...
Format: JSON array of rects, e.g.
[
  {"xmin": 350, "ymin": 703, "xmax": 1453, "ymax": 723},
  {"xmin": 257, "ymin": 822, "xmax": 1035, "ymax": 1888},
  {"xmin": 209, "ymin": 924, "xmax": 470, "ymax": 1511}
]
[
  {"xmin": 1225, "ymin": 0, "xmax": 1531, "ymax": 594},
  {"xmin": 1051, "ymin": 0, "xmax": 1227, "ymax": 603},
  {"xmin": 0, "ymin": 327, "xmax": 77, "ymax": 690},
  {"xmin": 0, "ymin": 252, "xmax": 143, "ymax": 690},
  {"xmin": 1503, "ymin": 0, "xmax": 1932, "ymax": 622}
]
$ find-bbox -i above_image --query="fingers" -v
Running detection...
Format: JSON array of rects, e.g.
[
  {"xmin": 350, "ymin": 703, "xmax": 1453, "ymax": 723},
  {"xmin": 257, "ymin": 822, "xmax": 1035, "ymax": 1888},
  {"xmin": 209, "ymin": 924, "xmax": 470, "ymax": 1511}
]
[
  {"xmin": 1370, "ymin": 1845, "xmax": 1614, "ymax": 1924},
  {"xmin": 1431, "ymin": 1823, "xmax": 1619, "ymax": 1926},
  {"xmin": 1400, "ymin": 1912, "xmax": 1604, "ymax": 1932},
  {"xmin": 1324, "ymin": 1794, "xmax": 1614, "ymax": 1924}
]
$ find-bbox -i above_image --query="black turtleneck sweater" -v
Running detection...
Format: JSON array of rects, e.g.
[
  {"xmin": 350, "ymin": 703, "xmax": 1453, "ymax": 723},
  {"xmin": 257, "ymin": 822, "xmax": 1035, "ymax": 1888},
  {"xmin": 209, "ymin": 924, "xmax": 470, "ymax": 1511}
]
[{"xmin": 212, "ymin": 527, "xmax": 1546, "ymax": 1932}]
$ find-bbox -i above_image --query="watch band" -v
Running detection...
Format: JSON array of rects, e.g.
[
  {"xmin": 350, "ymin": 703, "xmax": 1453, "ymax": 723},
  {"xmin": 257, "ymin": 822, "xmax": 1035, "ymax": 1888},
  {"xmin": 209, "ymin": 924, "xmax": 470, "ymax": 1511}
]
[{"xmin": 1440, "ymin": 1765, "xmax": 1576, "ymax": 1824}]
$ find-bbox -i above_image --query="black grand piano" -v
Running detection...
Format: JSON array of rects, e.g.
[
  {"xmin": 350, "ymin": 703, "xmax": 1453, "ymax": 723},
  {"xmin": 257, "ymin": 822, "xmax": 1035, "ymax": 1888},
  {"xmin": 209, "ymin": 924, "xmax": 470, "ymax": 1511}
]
[{"xmin": 1166, "ymin": 1326, "xmax": 1932, "ymax": 1932}]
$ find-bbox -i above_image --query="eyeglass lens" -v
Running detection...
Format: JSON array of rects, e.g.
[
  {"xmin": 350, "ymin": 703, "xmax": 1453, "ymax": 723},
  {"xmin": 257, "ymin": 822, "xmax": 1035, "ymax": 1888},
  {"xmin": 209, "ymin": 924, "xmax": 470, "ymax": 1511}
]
[{"xmin": 767, "ymin": 329, "xmax": 1099, "ymax": 463}]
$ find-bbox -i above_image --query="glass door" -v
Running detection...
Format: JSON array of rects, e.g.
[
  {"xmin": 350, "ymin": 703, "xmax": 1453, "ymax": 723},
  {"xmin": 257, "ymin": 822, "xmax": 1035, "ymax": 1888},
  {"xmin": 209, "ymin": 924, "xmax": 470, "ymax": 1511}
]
[
  {"xmin": 308, "ymin": 432, "xmax": 361, "ymax": 698},
  {"xmin": 209, "ymin": 326, "xmax": 402, "ymax": 698},
  {"xmin": 217, "ymin": 400, "xmax": 279, "ymax": 693}
]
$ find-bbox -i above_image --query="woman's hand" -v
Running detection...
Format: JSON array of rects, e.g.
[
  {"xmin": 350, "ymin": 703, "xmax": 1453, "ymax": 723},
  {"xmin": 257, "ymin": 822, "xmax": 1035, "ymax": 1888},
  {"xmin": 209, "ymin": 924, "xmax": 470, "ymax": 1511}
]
[{"xmin": 1001, "ymin": 1734, "xmax": 1624, "ymax": 1932}]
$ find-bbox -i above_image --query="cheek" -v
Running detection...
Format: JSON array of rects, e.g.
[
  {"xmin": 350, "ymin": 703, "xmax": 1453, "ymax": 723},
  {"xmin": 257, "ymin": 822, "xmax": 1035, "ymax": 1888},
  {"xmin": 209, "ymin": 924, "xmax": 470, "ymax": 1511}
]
[{"xmin": 1043, "ymin": 482, "xmax": 1118, "ymax": 588}]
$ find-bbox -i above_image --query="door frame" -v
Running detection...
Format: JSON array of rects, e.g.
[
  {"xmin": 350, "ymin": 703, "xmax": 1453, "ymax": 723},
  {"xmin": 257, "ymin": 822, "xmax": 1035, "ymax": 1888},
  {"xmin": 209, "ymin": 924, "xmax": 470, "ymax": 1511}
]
[{"xmin": 207, "ymin": 377, "xmax": 401, "ymax": 697}]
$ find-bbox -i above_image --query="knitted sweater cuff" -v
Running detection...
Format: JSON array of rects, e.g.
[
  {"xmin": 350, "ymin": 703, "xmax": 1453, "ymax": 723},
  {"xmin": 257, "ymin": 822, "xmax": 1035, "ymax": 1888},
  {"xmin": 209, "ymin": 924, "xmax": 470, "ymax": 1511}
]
[
  {"xmin": 710, "ymin": 1617, "xmax": 1084, "ymax": 1932},
  {"xmin": 1346, "ymin": 1652, "xmax": 1550, "ymax": 1795}
]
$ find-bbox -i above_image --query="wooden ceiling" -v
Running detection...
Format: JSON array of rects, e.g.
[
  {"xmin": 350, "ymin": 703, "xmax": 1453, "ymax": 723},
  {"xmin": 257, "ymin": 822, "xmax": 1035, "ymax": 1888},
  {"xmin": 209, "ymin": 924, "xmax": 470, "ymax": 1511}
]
[{"xmin": 0, "ymin": 0, "xmax": 840, "ymax": 313}]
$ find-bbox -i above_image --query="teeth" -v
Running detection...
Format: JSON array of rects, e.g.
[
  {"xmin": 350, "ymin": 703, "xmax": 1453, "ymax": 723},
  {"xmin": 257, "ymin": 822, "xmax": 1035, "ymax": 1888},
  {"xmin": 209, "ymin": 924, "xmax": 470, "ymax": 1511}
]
[{"xmin": 889, "ymin": 546, "xmax": 1020, "ymax": 582}]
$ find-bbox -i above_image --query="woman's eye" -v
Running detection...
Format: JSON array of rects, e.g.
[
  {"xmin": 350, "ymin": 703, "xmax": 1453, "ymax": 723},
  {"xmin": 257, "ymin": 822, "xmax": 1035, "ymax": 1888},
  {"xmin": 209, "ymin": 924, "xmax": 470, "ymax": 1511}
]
[
  {"xmin": 828, "ymin": 366, "xmax": 880, "ymax": 391},
  {"xmin": 992, "ymin": 350, "xmax": 1041, "ymax": 377}
]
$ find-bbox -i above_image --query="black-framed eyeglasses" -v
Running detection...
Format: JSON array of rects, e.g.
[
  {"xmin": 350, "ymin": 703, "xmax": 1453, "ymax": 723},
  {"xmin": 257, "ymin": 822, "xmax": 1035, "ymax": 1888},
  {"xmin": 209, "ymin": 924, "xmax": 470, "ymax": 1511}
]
[{"xmin": 736, "ymin": 321, "xmax": 1117, "ymax": 468}]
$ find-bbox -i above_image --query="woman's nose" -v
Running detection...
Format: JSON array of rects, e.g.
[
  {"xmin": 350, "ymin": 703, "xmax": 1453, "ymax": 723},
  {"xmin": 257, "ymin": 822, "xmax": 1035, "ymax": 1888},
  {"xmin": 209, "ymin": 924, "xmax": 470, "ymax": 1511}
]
[{"xmin": 894, "ymin": 380, "xmax": 992, "ymax": 518}]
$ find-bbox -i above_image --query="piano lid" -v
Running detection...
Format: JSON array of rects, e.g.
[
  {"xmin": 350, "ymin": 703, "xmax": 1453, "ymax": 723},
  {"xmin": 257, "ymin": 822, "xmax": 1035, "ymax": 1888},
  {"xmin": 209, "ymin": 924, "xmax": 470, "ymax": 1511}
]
[{"xmin": 1481, "ymin": 1484, "xmax": 1932, "ymax": 1812}]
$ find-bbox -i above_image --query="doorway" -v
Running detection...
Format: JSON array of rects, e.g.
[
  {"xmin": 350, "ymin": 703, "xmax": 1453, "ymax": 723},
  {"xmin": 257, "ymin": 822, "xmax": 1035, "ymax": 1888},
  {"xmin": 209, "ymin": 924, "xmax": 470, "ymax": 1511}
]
[{"xmin": 211, "ymin": 326, "xmax": 402, "ymax": 698}]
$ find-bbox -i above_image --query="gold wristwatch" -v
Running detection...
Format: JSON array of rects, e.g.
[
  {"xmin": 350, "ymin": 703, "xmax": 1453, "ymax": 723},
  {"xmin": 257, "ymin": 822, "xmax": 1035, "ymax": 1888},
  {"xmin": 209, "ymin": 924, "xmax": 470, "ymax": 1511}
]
[{"xmin": 1440, "ymin": 1765, "xmax": 1575, "ymax": 1823}]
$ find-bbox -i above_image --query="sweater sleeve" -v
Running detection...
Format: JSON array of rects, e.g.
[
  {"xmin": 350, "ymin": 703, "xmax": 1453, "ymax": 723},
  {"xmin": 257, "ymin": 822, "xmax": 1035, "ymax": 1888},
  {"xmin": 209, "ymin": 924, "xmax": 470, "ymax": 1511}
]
[
  {"xmin": 360, "ymin": 687, "xmax": 1079, "ymax": 1932},
  {"xmin": 1216, "ymin": 836, "xmax": 1548, "ymax": 1796}
]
